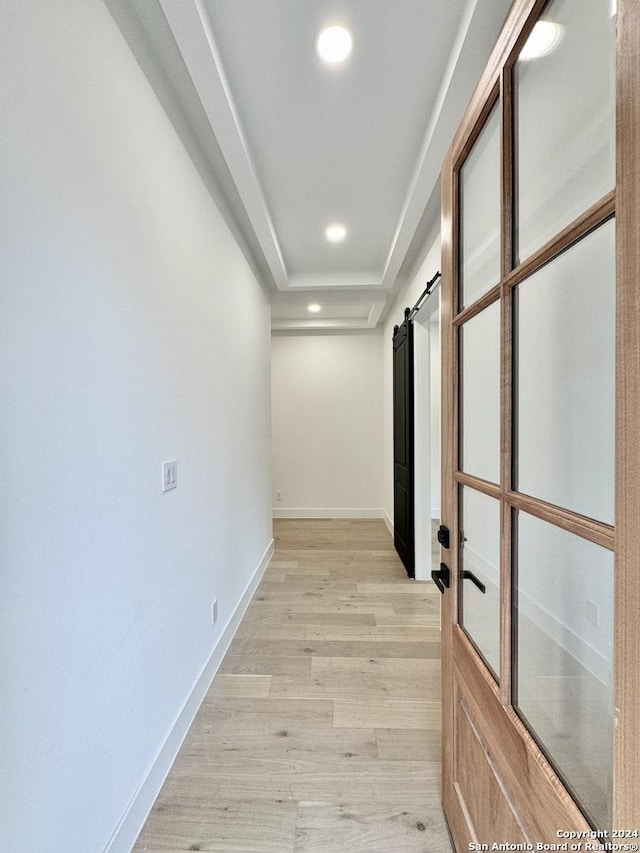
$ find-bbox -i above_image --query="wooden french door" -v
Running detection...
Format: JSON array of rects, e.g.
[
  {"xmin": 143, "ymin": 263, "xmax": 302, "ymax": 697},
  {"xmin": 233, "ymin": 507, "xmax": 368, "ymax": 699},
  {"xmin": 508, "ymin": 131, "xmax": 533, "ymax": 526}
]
[{"xmin": 439, "ymin": 0, "xmax": 640, "ymax": 848}]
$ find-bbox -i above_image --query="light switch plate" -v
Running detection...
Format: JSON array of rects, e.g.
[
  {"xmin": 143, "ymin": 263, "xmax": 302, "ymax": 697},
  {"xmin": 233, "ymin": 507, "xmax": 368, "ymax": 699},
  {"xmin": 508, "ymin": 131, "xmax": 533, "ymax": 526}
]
[{"xmin": 162, "ymin": 460, "xmax": 177, "ymax": 492}]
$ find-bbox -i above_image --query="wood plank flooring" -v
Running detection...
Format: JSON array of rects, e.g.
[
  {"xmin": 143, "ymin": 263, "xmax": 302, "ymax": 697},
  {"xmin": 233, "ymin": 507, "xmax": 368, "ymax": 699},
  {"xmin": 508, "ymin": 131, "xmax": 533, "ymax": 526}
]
[{"xmin": 133, "ymin": 519, "xmax": 451, "ymax": 853}]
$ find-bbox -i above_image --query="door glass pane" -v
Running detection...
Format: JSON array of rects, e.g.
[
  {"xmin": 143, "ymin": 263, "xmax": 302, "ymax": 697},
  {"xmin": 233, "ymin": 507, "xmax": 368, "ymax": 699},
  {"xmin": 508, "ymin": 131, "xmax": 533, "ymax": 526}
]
[
  {"xmin": 515, "ymin": 0, "xmax": 615, "ymax": 262},
  {"xmin": 459, "ymin": 104, "xmax": 501, "ymax": 310},
  {"xmin": 514, "ymin": 511, "xmax": 613, "ymax": 829},
  {"xmin": 460, "ymin": 301, "xmax": 500, "ymax": 484},
  {"xmin": 459, "ymin": 486, "xmax": 501, "ymax": 679},
  {"xmin": 515, "ymin": 220, "xmax": 615, "ymax": 524}
]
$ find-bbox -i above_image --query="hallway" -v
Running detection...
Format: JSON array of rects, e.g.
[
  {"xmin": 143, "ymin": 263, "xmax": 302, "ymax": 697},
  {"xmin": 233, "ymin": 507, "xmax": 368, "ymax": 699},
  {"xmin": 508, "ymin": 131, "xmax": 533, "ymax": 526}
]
[
  {"xmin": 3, "ymin": 0, "xmax": 637, "ymax": 846},
  {"xmin": 133, "ymin": 519, "xmax": 450, "ymax": 852}
]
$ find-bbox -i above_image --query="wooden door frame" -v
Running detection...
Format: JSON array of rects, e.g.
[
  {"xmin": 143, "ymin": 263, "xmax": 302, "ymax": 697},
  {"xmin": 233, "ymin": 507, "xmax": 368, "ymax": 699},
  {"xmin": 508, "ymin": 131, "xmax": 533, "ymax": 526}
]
[
  {"xmin": 440, "ymin": 0, "xmax": 640, "ymax": 844},
  {"xmin": 613, "ymin": 0, "xmax": 640, "ymax": 826}
]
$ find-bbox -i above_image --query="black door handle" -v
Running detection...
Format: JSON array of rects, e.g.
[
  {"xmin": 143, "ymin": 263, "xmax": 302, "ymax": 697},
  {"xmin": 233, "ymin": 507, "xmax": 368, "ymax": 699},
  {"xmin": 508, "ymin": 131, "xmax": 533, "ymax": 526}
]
[
  {"xmin": 462, "ymin": 570, "xmax": 486, "ymax": 594},
  {"xmin": 431, "ymin": 563, "xmax": 450, "ymax": 594}
]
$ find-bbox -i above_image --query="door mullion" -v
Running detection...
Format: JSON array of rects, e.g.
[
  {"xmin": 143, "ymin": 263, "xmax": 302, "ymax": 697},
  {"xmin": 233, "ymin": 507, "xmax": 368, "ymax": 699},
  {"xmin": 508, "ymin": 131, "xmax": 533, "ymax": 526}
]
[
  {"xmin": 500, "ymin": 281, "xmax": 514, "ymax": 707},
  {"xmin": 499, "ymin": 62, "xmax": 515, "ymax": 707}
]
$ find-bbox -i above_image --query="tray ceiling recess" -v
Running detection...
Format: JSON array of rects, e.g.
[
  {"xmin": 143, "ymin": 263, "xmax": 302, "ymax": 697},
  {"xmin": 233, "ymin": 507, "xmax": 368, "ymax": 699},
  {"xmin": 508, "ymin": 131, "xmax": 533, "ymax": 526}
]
[{"xmin": 125, "ymin": 0, "xmax": 514, "ymax": 330}]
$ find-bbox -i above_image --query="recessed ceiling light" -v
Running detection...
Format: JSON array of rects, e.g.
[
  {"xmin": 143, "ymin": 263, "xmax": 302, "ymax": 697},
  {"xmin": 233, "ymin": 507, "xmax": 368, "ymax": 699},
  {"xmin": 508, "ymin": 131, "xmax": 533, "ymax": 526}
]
[
  {"xmin": 316, "ymin": 24, "xmax": 353, "ymax": 64},
  {"xmin": 308, "ymin": 304, "xmax": 322, "ymax": 313},
  {"xmin": 325, "ymin": 224, "xmax": 347, "ymax": 243},
  {"xmin": 519, "ymin": 21, "xmax": 563, "ymax": 61}
]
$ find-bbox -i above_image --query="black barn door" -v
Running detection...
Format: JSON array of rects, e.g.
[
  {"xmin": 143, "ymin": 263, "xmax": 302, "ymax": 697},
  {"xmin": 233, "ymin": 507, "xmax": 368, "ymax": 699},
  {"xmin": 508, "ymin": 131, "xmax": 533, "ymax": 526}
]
[{"xmin": 392, "ymin": 309, "xmax": 414, "ymax": 578}]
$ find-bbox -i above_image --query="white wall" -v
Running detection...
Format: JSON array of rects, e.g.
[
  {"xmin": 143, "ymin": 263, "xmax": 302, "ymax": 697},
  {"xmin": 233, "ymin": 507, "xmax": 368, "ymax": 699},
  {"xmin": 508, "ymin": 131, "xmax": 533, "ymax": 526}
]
[
  {"xmin": 271, "ymin": 333, "xmax": 384, "ymax": 516},
  {"xmin": 429, "ymin": 318, "xmax": 441, "ymax": 518},
  {"xmin": 382, "ymin": 232, "xmax": 441, "ymax": 547},
  {"xmin": 0, "ymin": 2, "xmax": 272, "ymax": 851}
]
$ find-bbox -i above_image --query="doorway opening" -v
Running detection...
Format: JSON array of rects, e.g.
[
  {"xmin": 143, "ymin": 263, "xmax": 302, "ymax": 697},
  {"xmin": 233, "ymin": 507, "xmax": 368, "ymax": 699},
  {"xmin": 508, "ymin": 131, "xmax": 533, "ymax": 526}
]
[{"xmin": 412, "ymin": 282, "xmax": 441, "ymax": 582}]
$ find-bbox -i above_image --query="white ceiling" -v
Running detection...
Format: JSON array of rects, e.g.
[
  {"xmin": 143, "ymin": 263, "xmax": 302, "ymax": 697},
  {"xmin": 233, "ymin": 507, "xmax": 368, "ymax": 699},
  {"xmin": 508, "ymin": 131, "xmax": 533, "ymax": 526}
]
[{"xmin": 106, "ymin": 0, "xmax": 514, "ymax": 331}]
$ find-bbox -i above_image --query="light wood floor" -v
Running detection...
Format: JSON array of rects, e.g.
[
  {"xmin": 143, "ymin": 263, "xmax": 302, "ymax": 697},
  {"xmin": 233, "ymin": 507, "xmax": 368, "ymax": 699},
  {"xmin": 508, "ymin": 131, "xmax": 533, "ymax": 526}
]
[{"xmin": 133, "ymin": 518, "xmax": 451, "ymax": 852}]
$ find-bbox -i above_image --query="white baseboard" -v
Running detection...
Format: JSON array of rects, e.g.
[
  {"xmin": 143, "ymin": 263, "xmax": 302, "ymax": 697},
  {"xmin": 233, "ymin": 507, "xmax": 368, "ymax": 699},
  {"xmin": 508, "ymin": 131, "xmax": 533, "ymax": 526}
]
[
  {"xmin": 383, "ymin": 509, "xmax": 394, "ymax": 536},
  {"xmin": 103, "ymin": 538, "xmax": 275, "ymax": 853},
  {"xmin": 273, "ymin": 507, "xmax": 385, "ymax": 519},
  {"xmin": 431, "ymin": 507, "xmax": 441, "ymax": 520}
]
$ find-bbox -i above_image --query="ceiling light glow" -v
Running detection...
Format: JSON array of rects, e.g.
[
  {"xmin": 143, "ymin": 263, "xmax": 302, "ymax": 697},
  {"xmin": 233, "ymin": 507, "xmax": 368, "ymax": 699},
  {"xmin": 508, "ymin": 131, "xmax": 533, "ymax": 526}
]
[
  {"xmin": 519, "ymin": 20, "xmax": 563, "ymax": 61},
  {"xmin": 316, "ymin": 24, "xmax": 353, "ymax": 64},
  {"xmin": 325, "ymin": 224, "xmax": 347, "ymax": 243},
  {"xmin": 308, "ymin": 304, "xmax": 322, "ymax": 313}
]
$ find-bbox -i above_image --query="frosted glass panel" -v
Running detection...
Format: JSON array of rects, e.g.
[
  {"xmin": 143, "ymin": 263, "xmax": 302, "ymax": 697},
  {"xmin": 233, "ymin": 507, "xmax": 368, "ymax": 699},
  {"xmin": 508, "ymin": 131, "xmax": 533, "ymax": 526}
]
[
  {"xmin": 460, "ymin": 487, "xmax": 501, "ymax": 679},
  {"xmin": 516, "ymin": 0, "xmax": 615, "ymax": 261},
  {"xmin": 516, "ymin": 220, "xmax": 615, "ymax": 523},
  {"xmin": 460, "ymin": 301, "xmax": 500, "ymax": 483},
  {"xmin": 515, "ymin": 512, "xmax": 613, "ymax": 829},
  {"xmin": 460, "ymin": 105, "xmax": 501, "ymax": 309}
]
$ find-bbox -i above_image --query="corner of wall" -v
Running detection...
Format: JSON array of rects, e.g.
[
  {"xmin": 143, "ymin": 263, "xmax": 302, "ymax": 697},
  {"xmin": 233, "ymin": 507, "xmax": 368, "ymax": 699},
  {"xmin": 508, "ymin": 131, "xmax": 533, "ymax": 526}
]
[{"xmin": 383, "ymin": 509, "xmax": 394, "ymax": 537}]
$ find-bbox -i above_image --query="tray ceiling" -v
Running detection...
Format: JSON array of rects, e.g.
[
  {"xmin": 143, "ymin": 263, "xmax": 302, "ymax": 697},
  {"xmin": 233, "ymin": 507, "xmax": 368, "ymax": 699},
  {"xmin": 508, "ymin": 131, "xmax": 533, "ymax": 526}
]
[{"xmin": 108, "ymin": 0, "xmax": 514, "ymax": 330}]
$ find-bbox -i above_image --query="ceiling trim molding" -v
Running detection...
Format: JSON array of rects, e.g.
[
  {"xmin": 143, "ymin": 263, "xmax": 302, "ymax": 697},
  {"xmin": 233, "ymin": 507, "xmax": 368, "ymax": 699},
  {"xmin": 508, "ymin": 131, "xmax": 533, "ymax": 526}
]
[
  {"xmin": 271, "ymin": 327, "xmax": 382, "ymax": 337},
  {"xmin": 367, "ymin": 302, "xmax": 386, "ymax": 327},
  {"xmin": 271, "ymin": 317, "xmax": 377, "ymax": 331},
  {"xmin": 287, "ymin": 272, "xmax": 388, "ymax": 290},
  {"xmin": 271, "ymin": 289, "xmax": 387, "ymax": 306},
  {"xmin": 157, "ymin": 0, "xmax": 290, "ymax": 290}
]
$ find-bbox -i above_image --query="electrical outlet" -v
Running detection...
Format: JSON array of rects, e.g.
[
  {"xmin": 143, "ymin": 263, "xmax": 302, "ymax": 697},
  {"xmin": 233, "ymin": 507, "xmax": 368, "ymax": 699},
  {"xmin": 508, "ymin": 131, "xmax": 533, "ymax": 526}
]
[
  {"xmin": 276, "ymin": 490, "xmax": 282, "ymax": 501},
  {"xmin": 586, "ymin": 599, "xmax": 600, "ymax": 628},
  {"xmin": 162, "ymin": 460, "xmax": 177, "ymax": 492},
  {"xmin": 211, "ymin": 599, "xmax": 218, "ymax": 626}
]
